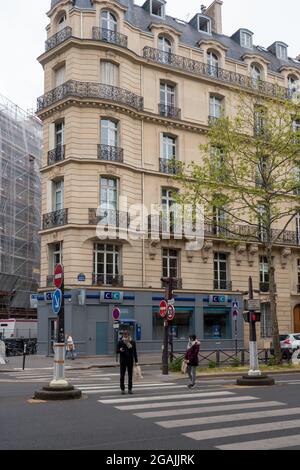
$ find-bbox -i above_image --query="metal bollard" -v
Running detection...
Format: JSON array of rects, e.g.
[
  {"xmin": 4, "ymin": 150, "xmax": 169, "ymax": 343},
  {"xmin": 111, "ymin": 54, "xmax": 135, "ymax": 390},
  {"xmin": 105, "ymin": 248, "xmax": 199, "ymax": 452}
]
[{"xmin": 23, "ymin": 343, "xmax": 27, "ymax": 371}]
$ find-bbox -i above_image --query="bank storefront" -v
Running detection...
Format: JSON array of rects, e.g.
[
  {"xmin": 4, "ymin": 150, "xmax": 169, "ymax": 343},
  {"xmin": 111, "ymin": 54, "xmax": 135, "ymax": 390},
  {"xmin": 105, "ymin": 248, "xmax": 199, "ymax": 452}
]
[{"xmin": 37, "ymin": 290, "xmax": 244, "ymax": 356}]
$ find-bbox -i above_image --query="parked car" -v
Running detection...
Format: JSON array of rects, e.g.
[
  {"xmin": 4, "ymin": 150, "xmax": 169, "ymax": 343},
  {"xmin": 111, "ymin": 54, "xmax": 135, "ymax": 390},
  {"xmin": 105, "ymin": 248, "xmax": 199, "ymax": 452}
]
[{"xmin": 280, "ymin": 334, "xmax": 300, "ymax": 358}]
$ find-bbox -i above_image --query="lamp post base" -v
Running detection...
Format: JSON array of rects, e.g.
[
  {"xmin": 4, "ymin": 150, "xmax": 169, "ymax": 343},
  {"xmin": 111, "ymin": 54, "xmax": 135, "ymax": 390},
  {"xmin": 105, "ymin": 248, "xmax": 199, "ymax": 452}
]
[
  {"xmin": 236, "ymin": 375, "xmax": 275, "ymax": 386},
  {"xmin": 34, "ymin": 385, "xmax": 82, "ymax": 401}
]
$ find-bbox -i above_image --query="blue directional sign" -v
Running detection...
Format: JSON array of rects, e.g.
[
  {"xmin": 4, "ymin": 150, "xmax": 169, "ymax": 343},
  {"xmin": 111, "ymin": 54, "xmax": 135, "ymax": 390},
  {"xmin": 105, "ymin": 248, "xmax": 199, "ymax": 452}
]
[{"xmin": 52, "ymin": 289, "xmax": 63, "ymax": 315}]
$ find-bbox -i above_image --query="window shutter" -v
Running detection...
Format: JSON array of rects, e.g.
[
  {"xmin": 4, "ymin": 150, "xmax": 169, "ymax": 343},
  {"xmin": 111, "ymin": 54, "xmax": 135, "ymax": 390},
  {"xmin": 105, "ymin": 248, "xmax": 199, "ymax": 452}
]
[{"xmin": 49, "ymin": 123, "xmax": 55, "ymax": 150}]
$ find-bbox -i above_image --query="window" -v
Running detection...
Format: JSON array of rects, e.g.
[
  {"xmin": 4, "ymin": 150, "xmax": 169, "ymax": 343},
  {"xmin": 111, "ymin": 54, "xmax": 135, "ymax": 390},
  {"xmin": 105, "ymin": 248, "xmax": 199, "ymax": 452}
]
[
  {"xmin": 204, "ymin": 307, "xmax": 232, "ymax": 339},
  {"xmin": 57, "ymin": 13, "xmax": 67, "ymax": 31},
  {"xmin": 209, "ymin": 96, "xmax": 223, "ymax": 119},
  {"xmin": 241, "ymin": 31, "xmax": 253, "ymax": 49},
  {"xmin": 210, "ymin": 146, "xmax": 226, "ymax": 178},
  {"xmin": 207, "ymin": 52, "xmax": 219, "ymax": 77},
  {"xmin": 251, "ymin": 64, "xmax": 262, "ymax": 86},
  {"xmin": 101, "ymin": 119, "xmax": 118, "ymax": 147},
  {"xmin": 296, "ymin": 213, "xmax": 300, "ymax": 246},
  {"xmin": 161, "ymin": 188, "xmax": 178, "ymax": 233},
  {"xmin": 152, "ymin": 307, "xmax": 193, "ymax": 341},
  {"xmin": 214, "ymin": 253, "xmax": 229, "ymax": 290},
  {"xmin": 260, "ymin": 303, "xmax": 272, "ymax": 338},
  {"xmin": 93, "ymin": 244, "xmax": 120, "ymax": 285},
  {"xmin": 101, "ymin": 61, "xmax": 119, "ymax": 86},
  {"xmin": 277, "ymin": 44, "xmax": 288, "ymax": 61},
  {"xmin": 160, "ymin": 82, "xmax": 176, "ymax": 113},
  {"xmin": 213, "ymin": 206, "xmax": 227, "ymax": 236},
  {"xmin": 198, "ymin": 15, "xmax": 211, "ymax": 34},
  {"xmin": 161, "ymin": 134, "xmax": 176, "ymax": 160},
  {"xmin": 158, "ymin": 36, "xmax": 172, "ymax": 64},
  {"xmin": 288, "ymin": 75, "xmax": 298, "ymax": 95},
  {"xmin": 55, "ymin": 65, "xmax": 65, "ymax": 87},
  {"xmin": 256, "ymin": 156, "xmax": 268, "ymax": 187},
  {"xmin": 260, "ymin": 256, "xmax": 269, "ymax": 291},
  {"xmin": 150, "ymin": 0, "xmax": 165, "ymax": 18},
  {"xmin": 50, "ymin": 242, "xmax": 63, "ymax": 274},
  {"xmin": 294, "ymin": 165, "xmax": 300, "ymax": 195},
  {"xmin": 55, "ymin": 122, "xmax": 64, "ymax": 147},
  {"xmin": 100, "ymin": 177, "xmax": 118, "ymax": 215},
  {"xmin": 101, "ymin": 10, "xmax": 117, "ymax": 32},
  {"xmin": 162, "ymin": 249, "xmax": 179, "ymax": 278},
  {"xmin": 254, "ymin": 107, "xmax": 267, "ymax": 136},
  {"xmin": 53, "ymin": 179, "xmax": 64, "ymax": 212},
  {"xmin": 258, "ymin": 205, "xmax": 267, "ymax": 242}
]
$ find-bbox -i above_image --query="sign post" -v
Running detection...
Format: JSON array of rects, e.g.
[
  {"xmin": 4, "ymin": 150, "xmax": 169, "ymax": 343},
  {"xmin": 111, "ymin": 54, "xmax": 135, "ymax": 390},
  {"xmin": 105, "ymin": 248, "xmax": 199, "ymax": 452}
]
[
  {"xmin": 232, "ymin": 301, "xmax": 239, "ymax": 357},
  {"xmin": 161, "ymin": 279, "xmax": 177, "ymax": 375}
]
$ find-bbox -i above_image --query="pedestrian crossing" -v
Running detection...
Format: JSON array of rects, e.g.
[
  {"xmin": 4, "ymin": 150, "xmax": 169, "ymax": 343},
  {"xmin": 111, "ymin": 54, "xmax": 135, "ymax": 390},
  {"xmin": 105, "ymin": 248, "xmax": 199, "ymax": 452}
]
[{"xmin": 98, "ymin": 389, "xmax": 300, "ymax": 450}]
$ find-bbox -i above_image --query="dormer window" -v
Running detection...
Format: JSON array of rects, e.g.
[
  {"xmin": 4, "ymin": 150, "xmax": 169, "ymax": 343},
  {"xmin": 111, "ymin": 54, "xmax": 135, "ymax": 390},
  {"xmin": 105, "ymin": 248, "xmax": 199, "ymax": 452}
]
[
  {"xmin": 241, "ymin": 31, "xmax": 253, "ymax": 49},
  {"xmin": 145, "ymin": 0, "xmax": 166, "ymax": 19},
  {"xmin": 198, "ymin": 15, "xmax": 212, "ymax": 34},
  {"xmin": 277, "ymin": 43, "xmax": 288, "ymax": 61}
]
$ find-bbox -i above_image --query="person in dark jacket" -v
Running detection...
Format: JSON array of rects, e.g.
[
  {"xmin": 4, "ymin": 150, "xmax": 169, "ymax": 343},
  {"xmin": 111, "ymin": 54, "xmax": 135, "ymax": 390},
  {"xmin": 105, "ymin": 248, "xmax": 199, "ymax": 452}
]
[
  {"xmin": 185, "ymin": 335, "xmax": 200, "ymax": 389},
  {"xmin": 117, "ymin": 330, "xmax": 138, "ymax": 395}
]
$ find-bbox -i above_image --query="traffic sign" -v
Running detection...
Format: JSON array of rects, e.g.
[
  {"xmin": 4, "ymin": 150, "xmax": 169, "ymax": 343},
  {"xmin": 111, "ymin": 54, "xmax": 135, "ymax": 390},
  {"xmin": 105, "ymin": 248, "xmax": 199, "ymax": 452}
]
[
  {"xmin": 54, "ymin": 264, "xmax": 64, "ymax": 289},
  {"xmin": 168, "ymin": 298, "xmax": 175, "ymax": 306},
  {"xmin": 167, "ymin": 305, "xmax": 175, "ymax": 321},
  {"xmin": 232, "ymin": 301, "xmax": 239, "ymax": 319},
  {"xmin": 248, "ymin": 299, "xmax": 261, "ymax": 311},
  {"xmin": 52, "ymin": 289, "xmax": 63, "ymax": 315},
  {"xmin": 159, "ymin": 300, "xmax": 168, "ymax": 318},
  {"xmin": 112, "ymin": 307, "xmax": 121, "ymax": 321}
]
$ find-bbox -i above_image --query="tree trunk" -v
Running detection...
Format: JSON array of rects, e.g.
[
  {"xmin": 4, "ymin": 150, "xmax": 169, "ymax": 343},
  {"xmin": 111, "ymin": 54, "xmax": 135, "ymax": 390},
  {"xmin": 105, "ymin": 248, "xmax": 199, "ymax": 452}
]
[{"xmin": 267, "ymin": 246, "xmax": 282, "ymax": 364}]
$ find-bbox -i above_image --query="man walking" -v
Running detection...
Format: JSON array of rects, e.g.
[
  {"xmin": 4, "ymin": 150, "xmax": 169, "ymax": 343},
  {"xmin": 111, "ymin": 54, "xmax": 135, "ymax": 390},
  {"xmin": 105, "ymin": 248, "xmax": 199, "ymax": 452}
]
[
  {"xmin": 117, "ymin": 330, "xmax": 138, "ymax": 395},
  {"xmin": 185, "ymin": 335, "xmax": 200, "ymax": 389}
]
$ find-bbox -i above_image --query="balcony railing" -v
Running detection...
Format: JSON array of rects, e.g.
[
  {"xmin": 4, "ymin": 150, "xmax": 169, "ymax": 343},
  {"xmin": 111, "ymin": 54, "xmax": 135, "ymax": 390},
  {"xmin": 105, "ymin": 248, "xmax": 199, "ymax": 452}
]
[
  {"xmin": 42, "ymin": 209, "xmax": 68, "ymax": 230},
  {"xmin": 214, "ymin": 280, "xmax": 233, "ymax": 291},
  {"xmin": 92, "ymin": 27, "xmax": 128, "ymax": 48},
  {"xmin": 47, "ymin": 145, "xmax": 65, "ymax": 166},
  {"xmin": 45, "ymin": 27, "xmax": 72, "ymax": 52},
  {"xmin": 208, "ymin": 115, "xmax": 221, "ymax": 126},
  {"xmin": 159, "ymin": 158, "xmax": 179, "ymax": 175},
  {"xmin": 89, "ymin": 209, "xmax": 130, "ymax": 228},
  {"xmin": 161, "ymin": 278, "xmax": 183, "ymax": 289},
  {"xmin": 143, "ymin": 47, "xmax": 291, "ymax": 100},
  {"xmin": 46, "ymin": 275, "xmax": 54, "ymax": 287},
  {"xmin": 37, "ymin": 80, "xmax": 144, "ymax": 112},
  {"xmin": 260, "ymin": 282, "xmax": 270, "ymax": 293},
  {"xmin": 92, "ymin": 274, "xmax": 124, "ymax": 287},
  {"xmin": 159, "ymin": 104, "xmax": 181, "ymax": 119},
  {"xmin": 97, "ymin": 144, "xmax": 124, "ymax": 163}
]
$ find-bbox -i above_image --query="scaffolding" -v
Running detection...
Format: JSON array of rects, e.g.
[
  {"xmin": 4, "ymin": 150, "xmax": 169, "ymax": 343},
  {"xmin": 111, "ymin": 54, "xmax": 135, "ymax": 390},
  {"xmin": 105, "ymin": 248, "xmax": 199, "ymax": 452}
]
[{"xmin": 0, "ymin": 94, "xmax": 42, "ymax": 317}]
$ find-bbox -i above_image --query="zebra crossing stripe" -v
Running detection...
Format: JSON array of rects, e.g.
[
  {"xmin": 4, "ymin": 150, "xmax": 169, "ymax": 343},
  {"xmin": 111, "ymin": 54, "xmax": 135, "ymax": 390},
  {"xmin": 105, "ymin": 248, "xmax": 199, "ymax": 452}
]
[
  {"xmin": 134, "ymin": 401, "xmax": 283, "ymax": 419},
  {"xmin": 99, "ymin": 391, "xmax": 234, "ymax": 405},
  {"xmin": 217, "ymin": 434, "xmax": 300, "ymax": 450},
  {"xmin": 79, "ymin": 382, "xmax": 177, "ymax": 390},
  {"xmin": 83, "ymin": 385, "xmax": 188, "ymax": 394},
  {"xmin": 183, "ymin": 418, "xmax": 300, "ymax": 442},
  {"xmin": 116, "ymin": 395, "xmax": 258, "ymax": 411},
  {"xmin": 157, "ymin": 407, "xmax": 300, "ymax": 429}
]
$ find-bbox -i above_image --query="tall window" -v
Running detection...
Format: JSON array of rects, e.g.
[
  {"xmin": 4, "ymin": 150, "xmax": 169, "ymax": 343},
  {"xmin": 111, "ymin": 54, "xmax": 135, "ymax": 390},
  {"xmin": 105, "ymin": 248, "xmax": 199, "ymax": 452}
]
[
  {"xmin": 254, "ymin": 107, "xmax": 267, "ymax": 136},
  {"xmin": 162, "ymin": 249, "xmax": 179, "ymax": 278},
  {"xmin": 296, "ymin": 213, "xmax": 300, "ymax": 246},
  {"xmin": 213, "ymin": 206, "xmax": 227, "ymax": 236},
  {"xmin": 214, "ymin": 253, "xmax": 229, "ymax": 290},
  {"xmin": 55, "ymin": 65, "xmax": 65, "ymax": 87},
  {"xmin": 101, "ymin": 10, "xmax": 117, "ymax": 31},
  {"xmin": 260, "ymin": 303, "xmax": 272, "ymax": 338},
  {"xmin": 161, "ymin": 134, "xmax": 176, "ymax": 161},
  {"xmin": 288, "ymin": 75, "xmax": 298, "ymax": 95},
  {"xmin": 207, "ymin": 52, "xmax": 219, "ymax": 77},
  {"xmin": 160, "ymin": 82, "xmax": 176, "ymax": 114},
  {"xmin": 53, "ymin": 179, "xmax": 64, "ymax": 212},
  {"xmin": 101, "ymin": 61, "xmax": 119, "ymax": 86},
  {"xmin": 161, "ymin": 188, "xmax": 178, "ymax": 232},
  {"xmin": 100, "ymin": 177, "xmax": 118, "ymax": 212},
  {"xmin": 251, "ymin": 64, "xmax": 262, "ymax": 86},
  {"xmin": 55, "ymin": 122, "xmax": 64, "ymax": 147},
  {"xmin": 93, "ymin": 243, "xmax": 120, "ymax": 285},
  {"xmin": 101, "ymin": 119, "xmax": 118, "ymax": 147},
  {"xmin": 297, "ymin": 260, "xmax": 300, "ymax": 292},
  {"xmin": 158, "ymin": 36, "xmax": 172, "ymax": 64},
  {"xmin": 258, "ymin": 205, "xmax": 267, "ymax": 242},
  {"xmin": 260, "ymin": 256, "xmax": 269, "ymax": 291},
  {"xmin": 50, "ymin": 242, "xmax": 63, "ymax": 274},
  {"xmin": 209, "ymin": 96, "xmax": 223, "ymax": 119}
]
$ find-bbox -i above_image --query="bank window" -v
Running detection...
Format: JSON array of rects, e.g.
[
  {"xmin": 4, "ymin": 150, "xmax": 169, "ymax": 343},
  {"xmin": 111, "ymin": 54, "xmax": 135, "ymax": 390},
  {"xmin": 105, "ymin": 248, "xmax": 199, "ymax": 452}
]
[
  {"xmin": 162, "ymin": 249, "xmax": 179, "ymax": 279},
  {"xmin": 93, "ymin": 243, "xmax": 121, "ymax": 285},
  {"xmin": 204, "ymin": 308, "xmax": 232, "ymax": 339},
  {"xmin": 260, "ymin": 303, "xmax": 272, "ymax": 338},
  {"xmin": 152, "ymin": 307, "xmax": 193, "ymax": 341}
]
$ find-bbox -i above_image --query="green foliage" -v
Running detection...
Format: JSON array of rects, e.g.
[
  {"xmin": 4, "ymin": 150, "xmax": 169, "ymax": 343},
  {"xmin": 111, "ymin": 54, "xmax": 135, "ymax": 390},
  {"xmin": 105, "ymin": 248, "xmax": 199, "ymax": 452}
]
[
  {"xmin": 169, "ymin": 357, "xmax": 184, "ymax": 372},
  {"xmin": 230, "ymin": 357, "xmax": 241, "ymax": 367},
  {"xmin": 268, "ymin": 356, "xmax": 277, "ymax": 366},
  {"xmin": 208, "ymin": 360, "xmax": 217, "ymax": 369}
]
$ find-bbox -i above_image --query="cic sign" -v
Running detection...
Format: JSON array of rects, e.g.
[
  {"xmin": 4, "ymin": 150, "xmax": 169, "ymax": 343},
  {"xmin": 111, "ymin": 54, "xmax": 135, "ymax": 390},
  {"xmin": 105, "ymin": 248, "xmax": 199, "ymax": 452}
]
[{"xmin": 100, "ymin": 291, "xmax": 124, "ymax": 303}]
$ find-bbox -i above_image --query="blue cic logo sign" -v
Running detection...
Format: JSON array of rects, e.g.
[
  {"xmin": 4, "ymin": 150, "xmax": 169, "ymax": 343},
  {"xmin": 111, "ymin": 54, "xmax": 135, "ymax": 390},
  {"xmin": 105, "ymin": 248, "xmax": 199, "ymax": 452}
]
[
  {"xmin": 209, "ymin": 295, "xmax": 229, "ymax": 304},
  {"xmin": 100, "ymin": 291, "xmax": 124, "ymax": 303}
]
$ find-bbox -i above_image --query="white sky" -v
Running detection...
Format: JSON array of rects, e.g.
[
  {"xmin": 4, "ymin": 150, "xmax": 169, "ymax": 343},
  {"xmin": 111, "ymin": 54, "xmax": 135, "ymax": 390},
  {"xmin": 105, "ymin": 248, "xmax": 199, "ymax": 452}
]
[{"xmin": 0, "ymin": 0, "xmax": 299, "ymax": 111}]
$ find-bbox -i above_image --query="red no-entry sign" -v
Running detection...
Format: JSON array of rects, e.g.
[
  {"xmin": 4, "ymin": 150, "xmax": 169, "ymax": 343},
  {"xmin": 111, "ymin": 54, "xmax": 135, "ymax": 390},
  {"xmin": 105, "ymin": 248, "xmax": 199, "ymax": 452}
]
[
  {"xmin": 159, "ymin": 300, "xmax": 168, "ymax": 318},
  {"xmin": 167, "ymin": 305, "xmax": 175, "ymax": 321},
  {"xmin": 54, "ymin": 264, "xmax": 64, "ymax": 289}
]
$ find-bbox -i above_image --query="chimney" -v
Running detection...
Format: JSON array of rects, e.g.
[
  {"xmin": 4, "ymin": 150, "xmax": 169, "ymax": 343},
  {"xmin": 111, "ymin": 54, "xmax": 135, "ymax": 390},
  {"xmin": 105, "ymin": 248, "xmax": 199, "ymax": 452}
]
[{"xmin": 205, "ymin": 0, "xmax": 223, "ymax": 34}]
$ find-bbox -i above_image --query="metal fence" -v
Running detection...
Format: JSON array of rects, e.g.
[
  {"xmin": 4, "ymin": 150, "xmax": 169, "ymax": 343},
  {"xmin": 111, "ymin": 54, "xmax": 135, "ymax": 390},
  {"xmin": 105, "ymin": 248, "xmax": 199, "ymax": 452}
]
[{"xmin": 170, "ymin": 349, "xmax": 281, "ymax": 367}]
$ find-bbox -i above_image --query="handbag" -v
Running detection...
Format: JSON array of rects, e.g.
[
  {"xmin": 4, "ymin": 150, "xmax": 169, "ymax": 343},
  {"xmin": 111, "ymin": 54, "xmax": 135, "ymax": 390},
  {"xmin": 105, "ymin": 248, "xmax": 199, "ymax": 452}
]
[
  {"xmin": 133, "ymin": 365, "xmax": 143, "ymax": 381},
  {"xmin": 181, "ymin": 360, "xmax": 188, "ymax": 375}
]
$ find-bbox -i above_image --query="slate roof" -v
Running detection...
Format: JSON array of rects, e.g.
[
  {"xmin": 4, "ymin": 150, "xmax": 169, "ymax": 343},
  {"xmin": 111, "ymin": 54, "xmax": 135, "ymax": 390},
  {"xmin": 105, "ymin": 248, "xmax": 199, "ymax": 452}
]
[{"xmin": 49, "ymin": 0, "xmax": 300, "ymax": 74}]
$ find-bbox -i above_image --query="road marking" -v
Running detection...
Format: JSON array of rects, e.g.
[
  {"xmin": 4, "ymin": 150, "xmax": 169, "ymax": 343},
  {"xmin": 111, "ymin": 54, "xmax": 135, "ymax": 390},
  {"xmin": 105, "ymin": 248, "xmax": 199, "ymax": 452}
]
[
  {"xmin": 157, "ymin": 407, "xmax": 300, "ymax": 429},
  {"xmin": 99, "ymin": 391, "xmax": 234, "ymax": 405},
  {"xmin": 183, "ymin": 418, "xmax": 300, "ymax": 442},
  {"xmin": 217, "ymin": 435, "xmax": 300, "ymax": 450},
  {"xmin": 116, "ymin": 395, "xmax": 258, "ymax": 411},
  {"xmin": 134, "ymin": 401, "xmax": 283, "ymax": 419},
  {"xmin": 84, "ymin": 385, "xmax": 189, "ymax": 394},
  {"xmin": 78, "ymin": 382, "xmax": 177, "ymax": 390}
]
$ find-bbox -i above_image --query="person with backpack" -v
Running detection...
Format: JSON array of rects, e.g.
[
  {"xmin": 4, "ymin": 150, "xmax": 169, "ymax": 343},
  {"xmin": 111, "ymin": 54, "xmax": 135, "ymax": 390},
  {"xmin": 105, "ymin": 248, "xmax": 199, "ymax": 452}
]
[
  {"xmin": 185, "ymin": 335, "xmax": 200, "ymax": 389},
  {"xmin": 117, "ymin": 330, "xmax": 138, "ymax": 395}
]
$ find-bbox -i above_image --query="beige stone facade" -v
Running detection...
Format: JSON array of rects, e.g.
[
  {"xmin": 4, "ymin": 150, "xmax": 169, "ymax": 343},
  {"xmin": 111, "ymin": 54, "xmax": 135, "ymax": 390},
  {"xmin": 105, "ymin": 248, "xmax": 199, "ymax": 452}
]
[{"xmin": 37, "ymin": 0, "xmax": 300, "ymax": 352}]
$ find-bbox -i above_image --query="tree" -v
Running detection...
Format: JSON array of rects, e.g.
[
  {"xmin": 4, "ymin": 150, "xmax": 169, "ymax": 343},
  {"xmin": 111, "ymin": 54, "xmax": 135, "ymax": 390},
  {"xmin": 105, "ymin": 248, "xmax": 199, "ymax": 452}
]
[{"xmin": 176, "ymin": 91, "xmax": 300, "ymax": 364}]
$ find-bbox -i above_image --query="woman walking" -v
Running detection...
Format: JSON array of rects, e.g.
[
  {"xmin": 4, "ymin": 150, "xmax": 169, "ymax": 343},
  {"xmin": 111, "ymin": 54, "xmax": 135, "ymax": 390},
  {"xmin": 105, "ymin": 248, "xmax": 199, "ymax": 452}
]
[
  {"xmin": 117, "ymin": 330, "xmax": 138, "ymax": 395},
  {"xmin": 185, "ymin": 335, "xmax": 200, "ymax": 389}
]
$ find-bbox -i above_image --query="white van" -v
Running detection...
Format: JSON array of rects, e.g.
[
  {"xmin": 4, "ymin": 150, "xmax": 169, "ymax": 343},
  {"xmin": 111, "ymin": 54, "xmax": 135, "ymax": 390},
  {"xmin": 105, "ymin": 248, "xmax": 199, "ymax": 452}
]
[{"xmin": 0, "ymin": 319, "xmax": 37, "ymax": 340}]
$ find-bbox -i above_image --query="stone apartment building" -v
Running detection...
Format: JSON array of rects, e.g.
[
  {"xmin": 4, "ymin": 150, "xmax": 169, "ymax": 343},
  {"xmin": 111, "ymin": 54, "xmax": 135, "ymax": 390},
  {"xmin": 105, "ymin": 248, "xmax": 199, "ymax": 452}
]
[{"xmin": 36, "ymin": 0, "xmax": 300, "ymax": 355}]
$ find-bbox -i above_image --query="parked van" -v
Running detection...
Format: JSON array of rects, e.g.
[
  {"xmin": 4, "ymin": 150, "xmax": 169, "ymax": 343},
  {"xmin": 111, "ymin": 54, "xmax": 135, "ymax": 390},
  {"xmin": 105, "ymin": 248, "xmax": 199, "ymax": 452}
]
[{"xmin": 0, "ymin": 319, "xmax": 37, "ymax": 340}]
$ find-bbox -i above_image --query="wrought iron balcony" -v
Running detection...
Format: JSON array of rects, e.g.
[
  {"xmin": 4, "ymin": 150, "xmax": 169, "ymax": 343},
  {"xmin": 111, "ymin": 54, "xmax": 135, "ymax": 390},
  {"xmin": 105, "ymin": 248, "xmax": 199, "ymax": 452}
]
[
  {"xmin": 92, "ymin": 27, "xmax": 128, "ymax": 48},
  {"xmin": 161, "ymin": 277, "xmax": 183, "ymax": 289},
  {"xmin": 46, "ymin": 275, "xmax": 54, "ymax": 287},
  {"xmin": 42, "ymin": 209, "xmax": 68, "ymax": 230},
  {"xmin": 97, "ymin": 144, "xmax": 124, "ymax": 163},
  {"xmin": 92, "ymin": 274, "xmax": 124, "ymax": 287},
  {"xmin": 159, "ymin": 104, "xmax": 181, "ymax": 119},
  {"xmin": 159, "ymin": 158, "xmax": 179, "ymax": 175},
  {"xmin": 208, "ymin": 115, "xmax": 221, "ymax": 126},
  {"xmin": 89, "ymin": 209, "xmax": 130, "ymax": 228},
  {"xmin": 45, "ymin": 27, "xmax": 72, "ymax": 52},
  {"xmin": 260, "ymin": 282, "xmax": 270, "ymax": 293},
  {"xmin": 47, "ymin": 145, "xmax": 65, "ymax": 166},
  {"xmin": 214, "ymin": 280, "xmax": 233, "ymax": 291},
  {"xmin": 143, "ymin": 47, "xmax": 291, "ymax": 100},
  {"xmin": 37, "ymin": 80, "xmax": 144, "ymax": 112}
]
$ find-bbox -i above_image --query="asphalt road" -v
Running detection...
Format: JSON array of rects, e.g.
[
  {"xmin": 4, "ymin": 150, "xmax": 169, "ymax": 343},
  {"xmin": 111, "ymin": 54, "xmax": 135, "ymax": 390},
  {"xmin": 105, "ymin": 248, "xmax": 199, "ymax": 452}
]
[{"xmin": 1, "ymin": 366, "xmax": 300, "ymax": 451}]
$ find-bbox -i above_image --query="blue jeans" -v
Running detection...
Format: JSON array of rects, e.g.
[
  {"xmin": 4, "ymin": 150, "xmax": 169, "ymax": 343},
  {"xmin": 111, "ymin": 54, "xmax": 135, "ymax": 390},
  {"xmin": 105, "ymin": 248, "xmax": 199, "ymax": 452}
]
[{"xmin": 187, "ymin": 365, "xmax": 197, "ymax": 386}]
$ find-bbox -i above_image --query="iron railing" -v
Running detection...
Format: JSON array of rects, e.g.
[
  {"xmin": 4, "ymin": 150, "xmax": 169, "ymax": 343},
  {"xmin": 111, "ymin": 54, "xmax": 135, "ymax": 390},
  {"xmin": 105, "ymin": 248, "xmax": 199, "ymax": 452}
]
[
  {"xmin": 159, "ymin": 158, "xmax": 179, "ymax": 175},
  {"xmin": 260, "ymin": 282, "xmax": 270, "ymax": 293},
  {"xmin": 45, "ymin": 27, "xmax": 72, "ymax": 52},
  {"xmin": 92, "ymin": 274, "xmax": 124, "ymax": 287},
  {"xmin": 92, "ymin": 27, "xmax": 128, "ymax": 48},
  {"xmin": 47, "ymin": 145, "xmax": 65, "ymax": 166},
  {"xmin": 161, "ymin": 278, "xmax": 182, "ymax": 289},
  {"xmin": 143, "ymin": 47, "xmax": 291, "ymax": 100},
  {"xmin": 159, "ymin": 104, "xmax": 181, "ymax": 119},
  {"xmin": 42, "ymin": 209, "xmax": 68, "ymax": 230},
  {"xmin": 89, "ymin": 209, "xmax": 130, "ymax": 227},
  {"xmin": 97, "ymin": 144, "xmax": 124, "ymax": 163},
  {"xmin": 213, "ymin": 280, "xmax": 233, "ymax": 291},
  {"xmin": 37, "ymin": 80, "xmax": 144, "ymax": 112}
]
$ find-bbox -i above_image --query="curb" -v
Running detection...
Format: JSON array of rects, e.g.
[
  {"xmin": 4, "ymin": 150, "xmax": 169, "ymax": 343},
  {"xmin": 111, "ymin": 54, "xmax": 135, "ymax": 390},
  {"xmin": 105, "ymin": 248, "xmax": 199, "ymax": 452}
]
[{"xmin": 0, "ymin": 362, "xmax": 161, "ymax": 374}]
